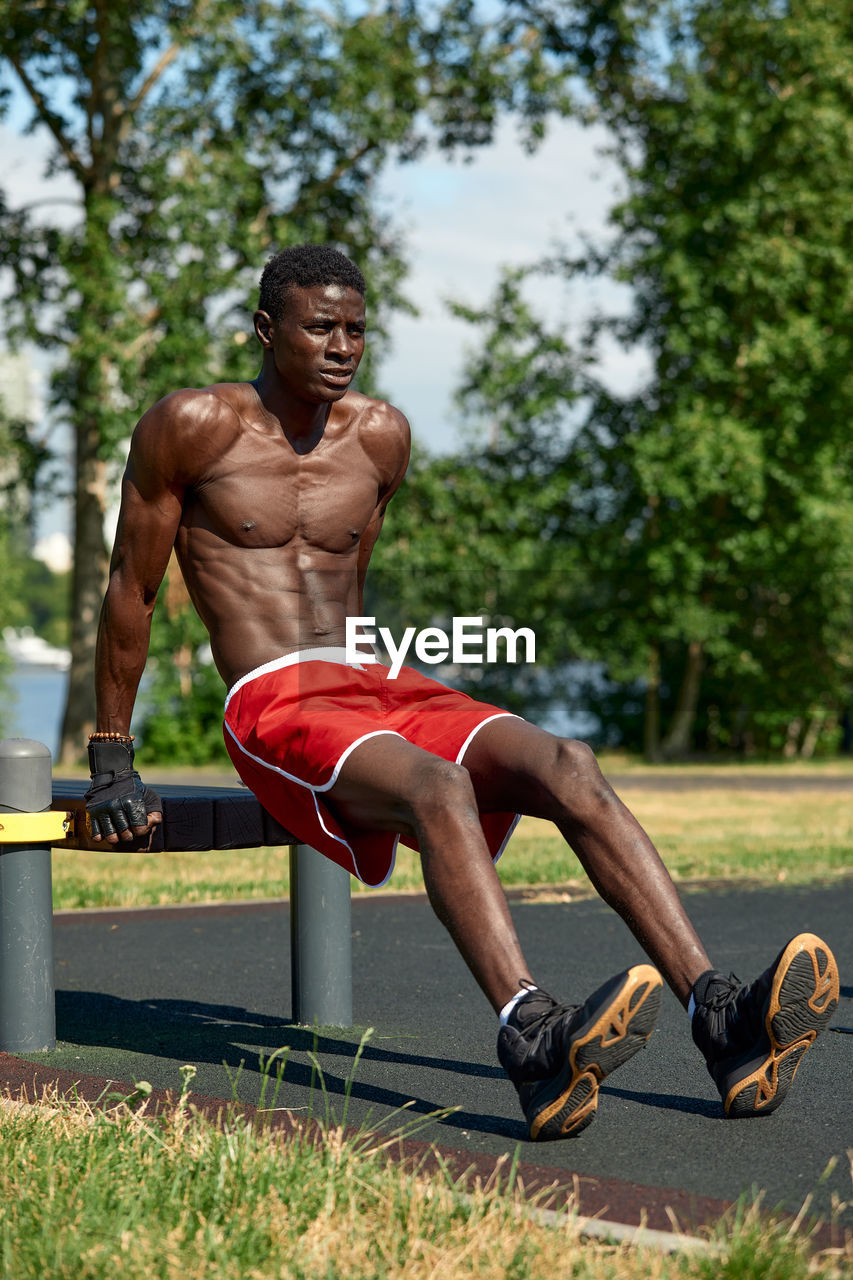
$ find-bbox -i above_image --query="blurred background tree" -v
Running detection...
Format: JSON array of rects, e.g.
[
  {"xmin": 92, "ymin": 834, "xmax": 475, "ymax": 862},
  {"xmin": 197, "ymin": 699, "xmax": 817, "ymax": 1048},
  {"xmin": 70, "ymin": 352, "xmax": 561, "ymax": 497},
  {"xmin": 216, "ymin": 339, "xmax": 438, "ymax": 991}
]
[
  {"xmin": 576, "ymin": 0, "xmax": 853, "ymax": 758},
  {"xmin": 426, "ymin": 0, "xmax": 853, "ymax": 758},
  {"xmin": 2, "ymin": 0, "xmax": 850, "ymax": 762},
  {"xmin": 0, "ymin": 0, "xmax": 581, "ymax": 762},
  {"xmin": 370, "ymin": 266, "xmax": 591, "ymax": 720}
]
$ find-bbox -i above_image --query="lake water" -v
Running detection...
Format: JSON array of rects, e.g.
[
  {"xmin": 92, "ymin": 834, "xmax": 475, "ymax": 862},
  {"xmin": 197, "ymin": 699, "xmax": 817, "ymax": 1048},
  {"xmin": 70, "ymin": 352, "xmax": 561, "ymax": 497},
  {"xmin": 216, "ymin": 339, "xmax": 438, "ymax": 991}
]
[{"xmin": 1, "ymin": 665, "xmax": 68, "ymax": 758}]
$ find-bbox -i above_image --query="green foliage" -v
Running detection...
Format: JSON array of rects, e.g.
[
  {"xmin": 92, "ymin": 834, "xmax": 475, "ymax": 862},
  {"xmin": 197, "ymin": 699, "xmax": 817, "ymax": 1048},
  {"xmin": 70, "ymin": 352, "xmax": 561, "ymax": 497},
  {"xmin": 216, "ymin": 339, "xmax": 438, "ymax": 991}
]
[
  {"xmin": 443, "ymin": 0, "xmax": 853, "ymax": 756},
  {"xmin": 0, "ymin": 0, "xmax": 590, "ymax": 759},
  {"xmin": 136, "ymin": 590, "xmax": 230, "ymax": 766},
  {"xmin": 370, "ymin": 267, "xmax": 594, "ymax": 717},
  {"xmin": 6, "ymin": 1, "xmax": 850, "ymax": 760},
  {"xmin": 450, "ymin": 266, "xmax": 588, "ymax": 453},
  {"xmin": 0, "ymin": 557, "xmax": 70, "ymax": 648},
  {"xmin": 0, "ymin": 0, "xmax": 582, "ymax": 445},
  {"xmin": 0, "ymin": 530, "xmax": 25, "ymax": 632},
  {"xmin": 579, "ymin": 0, "xmax": 853, "ymax": 755},
  {"xmin": 0, "ymin": 530, "xmax": 15, "ymax": 739}
]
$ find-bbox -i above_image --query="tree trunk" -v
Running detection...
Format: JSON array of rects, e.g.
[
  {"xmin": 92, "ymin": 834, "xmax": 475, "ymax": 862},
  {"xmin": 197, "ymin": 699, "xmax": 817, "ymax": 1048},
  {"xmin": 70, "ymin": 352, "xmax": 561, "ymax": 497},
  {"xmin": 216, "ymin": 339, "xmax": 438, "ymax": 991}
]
[
  {"xmin": 57, "ymin": 415, "xmax": 109, "ymax": 764},
  {"xmin": 783, "ymin": 717, "xmax": 803, "ymax": 759},
  {"xmin": 660, "ymin": 640, "xmax": 704, "ymax": 760},
  {"xmin": 644, "ymin": 645, "xmax": 661, "ymax": 761},
  {"xmin": 799, "ymin": 710, "xmax": 825, "ymax": 759},
  {"xmin": 57, "ymin": 173, "xmax": 118, "ymax": 766}
]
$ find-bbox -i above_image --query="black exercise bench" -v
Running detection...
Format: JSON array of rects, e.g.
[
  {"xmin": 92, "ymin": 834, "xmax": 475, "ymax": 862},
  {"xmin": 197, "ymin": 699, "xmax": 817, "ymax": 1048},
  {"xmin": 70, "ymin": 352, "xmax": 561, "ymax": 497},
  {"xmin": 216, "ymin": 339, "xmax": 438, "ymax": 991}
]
[{"xmin": 0, "ymin": 739, "xmax": 353, "ymax": 1054}]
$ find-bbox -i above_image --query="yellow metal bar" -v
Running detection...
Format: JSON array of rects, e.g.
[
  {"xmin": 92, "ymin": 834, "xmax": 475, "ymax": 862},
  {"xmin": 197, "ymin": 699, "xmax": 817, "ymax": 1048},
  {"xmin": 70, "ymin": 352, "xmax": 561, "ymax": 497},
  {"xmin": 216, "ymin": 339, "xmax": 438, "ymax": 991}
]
[{"xmin": 0, "ymin": 811, "xmax": 70, "ymax": 843}]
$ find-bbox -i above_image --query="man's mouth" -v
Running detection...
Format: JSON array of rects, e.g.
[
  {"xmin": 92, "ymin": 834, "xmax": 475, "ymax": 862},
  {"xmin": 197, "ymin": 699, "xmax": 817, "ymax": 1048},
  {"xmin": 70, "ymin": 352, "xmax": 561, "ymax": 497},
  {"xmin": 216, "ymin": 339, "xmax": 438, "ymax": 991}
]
[{"xmin": 319, "ymin": 367, "xmax": 353, "ymax": 385}]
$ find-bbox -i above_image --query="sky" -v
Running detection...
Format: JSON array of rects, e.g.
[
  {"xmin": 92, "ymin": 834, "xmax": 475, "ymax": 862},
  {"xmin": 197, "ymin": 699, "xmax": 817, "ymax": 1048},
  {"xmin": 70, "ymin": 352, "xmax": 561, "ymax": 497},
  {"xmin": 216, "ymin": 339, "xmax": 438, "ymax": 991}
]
[
  {"xmin": 1, "ymin": 107, "xmax": 648, "ymax": 549},
  {"xmin": 373, "ymin": 120, "xmax": 647, "ymax": 449}
]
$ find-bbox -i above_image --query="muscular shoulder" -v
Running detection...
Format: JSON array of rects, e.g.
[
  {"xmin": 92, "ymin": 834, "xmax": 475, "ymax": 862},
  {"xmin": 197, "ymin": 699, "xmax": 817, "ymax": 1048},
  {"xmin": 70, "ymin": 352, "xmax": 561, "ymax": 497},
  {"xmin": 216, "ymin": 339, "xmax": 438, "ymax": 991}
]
[
  {"xmin": 130, "ymin": 385, "xmax": 245, "ymax": 485},
  {"xmin": 346, "ymin": 392, "xmax": 411, "ymax": 491}
]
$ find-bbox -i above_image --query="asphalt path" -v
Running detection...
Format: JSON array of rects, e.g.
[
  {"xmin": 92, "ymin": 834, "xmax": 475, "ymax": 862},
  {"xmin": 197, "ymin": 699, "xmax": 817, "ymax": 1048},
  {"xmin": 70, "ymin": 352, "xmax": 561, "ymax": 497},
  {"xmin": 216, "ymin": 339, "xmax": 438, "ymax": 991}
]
[{"xmin": 10, "ymin": 881, "xmax": 852, "ymax": 1236}]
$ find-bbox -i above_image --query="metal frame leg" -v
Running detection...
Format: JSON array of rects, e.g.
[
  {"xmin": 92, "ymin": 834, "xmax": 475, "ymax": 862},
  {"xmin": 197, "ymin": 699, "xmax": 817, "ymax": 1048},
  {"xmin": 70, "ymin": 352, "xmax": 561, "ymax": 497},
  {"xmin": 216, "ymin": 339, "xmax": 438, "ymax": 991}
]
[
  {"xmin": 289, "ymin": 843, "xmax": 352, "ymax": 1027},
  {"xmin": 0, "ymin": 739, "xmax": 56, "ymax": 1052}
]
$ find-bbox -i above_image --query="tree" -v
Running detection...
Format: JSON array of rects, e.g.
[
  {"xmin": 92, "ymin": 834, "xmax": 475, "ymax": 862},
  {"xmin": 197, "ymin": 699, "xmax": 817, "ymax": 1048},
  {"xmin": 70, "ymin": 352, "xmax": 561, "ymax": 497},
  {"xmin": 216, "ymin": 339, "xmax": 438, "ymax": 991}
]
[
  {"xmin": 594, "ymin": 0, "xmax": 853, "ymax": 756},
  {"xmin": 370, "ymin": 268, "xmax": 592, "ymax": 717},
  {"xmin": 0, "ymin": 0, "xmax": 577, "ymax": 762},
  {"xmin": 453, "ymin": 0, "xmax": 853, "ymax": 756}
]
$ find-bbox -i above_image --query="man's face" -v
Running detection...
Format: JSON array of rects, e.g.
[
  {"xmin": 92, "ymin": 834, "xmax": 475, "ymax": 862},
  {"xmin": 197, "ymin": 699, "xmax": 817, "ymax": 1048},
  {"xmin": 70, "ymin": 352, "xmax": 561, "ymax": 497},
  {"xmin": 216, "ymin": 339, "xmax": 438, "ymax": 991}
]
[{"xmin": 254, "ymin": 283, "xmax": 366, "ymax": 402}]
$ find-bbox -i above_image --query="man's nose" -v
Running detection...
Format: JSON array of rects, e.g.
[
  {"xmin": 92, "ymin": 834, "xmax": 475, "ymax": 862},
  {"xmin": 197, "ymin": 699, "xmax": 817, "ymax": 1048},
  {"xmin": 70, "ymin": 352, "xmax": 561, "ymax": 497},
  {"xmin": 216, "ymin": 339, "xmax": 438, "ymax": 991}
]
[{"xmin": 327, "ymin": 326, "xmax": 355, "ymax": 359}]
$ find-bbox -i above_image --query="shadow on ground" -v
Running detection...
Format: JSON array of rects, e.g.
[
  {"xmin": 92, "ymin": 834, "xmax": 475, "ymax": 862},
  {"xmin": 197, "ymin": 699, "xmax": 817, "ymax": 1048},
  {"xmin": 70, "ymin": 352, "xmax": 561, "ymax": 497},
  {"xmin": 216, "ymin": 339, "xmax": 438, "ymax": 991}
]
[
  {"xmin": 56, "ymin": 988, "xmax": 720, "ymax": 1135},
  {"xmin": 56, "ymin": 988, "xmax": 525, "ymax": 1138}
]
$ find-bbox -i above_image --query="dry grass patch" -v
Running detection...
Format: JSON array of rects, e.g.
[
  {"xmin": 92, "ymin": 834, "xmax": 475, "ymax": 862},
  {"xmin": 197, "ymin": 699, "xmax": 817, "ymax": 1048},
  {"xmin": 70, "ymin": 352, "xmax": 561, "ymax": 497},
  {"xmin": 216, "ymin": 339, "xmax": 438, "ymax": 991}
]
[
  {"xmin": 50, "ymin": 782, "xmax": 852, "ymax": 910},
  {"xmin": 497, "ymin": 788, "xmax": 853, "ymax": 891},
  {"xmin": 1, "ymin": 1085, "xmax": 847, "ymax": 1280},
  {"xmin": 50, "ymin": 844, "xmax": 294, "ymax": 911},
  {"xmin": 597, "ymin": 754, "xmax": 853, "ymax": 778}
]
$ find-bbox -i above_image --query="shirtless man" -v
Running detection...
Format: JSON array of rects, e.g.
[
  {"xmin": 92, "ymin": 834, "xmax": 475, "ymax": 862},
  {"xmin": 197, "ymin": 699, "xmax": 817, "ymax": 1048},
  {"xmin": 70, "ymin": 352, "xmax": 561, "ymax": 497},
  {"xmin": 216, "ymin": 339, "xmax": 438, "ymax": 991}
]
[{"xmin": 85, "ymin": 243, "xmax": 839, "ymax": 1141}]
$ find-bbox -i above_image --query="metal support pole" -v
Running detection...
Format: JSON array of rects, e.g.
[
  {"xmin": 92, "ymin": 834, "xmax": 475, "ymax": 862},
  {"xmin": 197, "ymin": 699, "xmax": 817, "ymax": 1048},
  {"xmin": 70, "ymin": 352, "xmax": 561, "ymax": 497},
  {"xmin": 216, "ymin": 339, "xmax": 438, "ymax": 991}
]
[
  {"xmin": 0, "ymin": 739, "xmax": 56, "ymax": 1052},
  {"xmin": 289, "ymin": 843, "xmax": 352, "ymax": 1027}
]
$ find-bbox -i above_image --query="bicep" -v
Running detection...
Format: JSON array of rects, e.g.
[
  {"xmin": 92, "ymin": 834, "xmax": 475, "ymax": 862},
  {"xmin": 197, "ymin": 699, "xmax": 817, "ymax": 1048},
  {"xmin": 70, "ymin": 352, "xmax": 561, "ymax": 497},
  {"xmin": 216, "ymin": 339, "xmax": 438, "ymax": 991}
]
[{"xmin": 108, "ymin": 432, "xmax": 186, "ymax": 602}]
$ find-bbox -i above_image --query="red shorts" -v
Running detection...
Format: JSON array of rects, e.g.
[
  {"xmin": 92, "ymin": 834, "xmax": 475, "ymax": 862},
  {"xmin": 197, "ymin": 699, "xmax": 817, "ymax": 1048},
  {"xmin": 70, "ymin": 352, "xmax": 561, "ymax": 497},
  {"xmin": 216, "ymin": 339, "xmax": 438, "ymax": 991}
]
[{"xmin": 223, "ymin": 648, "xmax": 520, "ymax": 886}]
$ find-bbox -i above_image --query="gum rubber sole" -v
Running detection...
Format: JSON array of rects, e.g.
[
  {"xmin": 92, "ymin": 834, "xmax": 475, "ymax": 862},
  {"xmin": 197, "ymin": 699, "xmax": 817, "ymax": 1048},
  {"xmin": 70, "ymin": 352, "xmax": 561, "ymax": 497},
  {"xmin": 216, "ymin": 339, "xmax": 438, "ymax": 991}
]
[
  {"xmin": 529, "ymin": 963, "xmax": 663, "ymax": 1142},
  {"xmin": 724, "ymin": 933, "xmax": 840, "ymax": 1118}
]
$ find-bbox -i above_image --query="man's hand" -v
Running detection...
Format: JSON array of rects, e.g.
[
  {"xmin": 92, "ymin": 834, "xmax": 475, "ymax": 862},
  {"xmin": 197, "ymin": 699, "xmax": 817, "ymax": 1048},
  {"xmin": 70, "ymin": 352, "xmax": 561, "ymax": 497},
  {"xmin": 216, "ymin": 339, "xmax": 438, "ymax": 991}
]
[{"xmin": 84, "ymin": 736, "xmax": 163, "ymax": 845}]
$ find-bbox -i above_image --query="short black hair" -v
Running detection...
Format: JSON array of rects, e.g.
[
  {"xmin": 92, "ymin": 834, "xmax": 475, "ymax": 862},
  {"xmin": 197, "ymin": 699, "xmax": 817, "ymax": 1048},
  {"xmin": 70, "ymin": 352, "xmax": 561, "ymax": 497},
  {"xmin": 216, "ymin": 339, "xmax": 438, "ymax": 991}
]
[{"xmin": 258, "ymin": 244, "xmax": 366, "ymax": 321}]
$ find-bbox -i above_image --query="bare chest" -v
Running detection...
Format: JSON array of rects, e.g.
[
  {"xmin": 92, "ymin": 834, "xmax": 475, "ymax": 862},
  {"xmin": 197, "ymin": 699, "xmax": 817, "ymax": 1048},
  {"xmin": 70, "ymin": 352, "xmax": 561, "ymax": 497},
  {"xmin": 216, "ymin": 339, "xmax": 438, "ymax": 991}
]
[{"xmin": 182, "ymin": 427, "xmax": 380, "ymax": 554}]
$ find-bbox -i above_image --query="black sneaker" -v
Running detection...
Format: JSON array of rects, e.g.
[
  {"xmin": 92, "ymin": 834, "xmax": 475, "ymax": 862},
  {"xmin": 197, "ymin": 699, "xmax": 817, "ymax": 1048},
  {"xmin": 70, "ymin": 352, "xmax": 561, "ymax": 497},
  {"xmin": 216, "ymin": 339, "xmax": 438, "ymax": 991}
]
[
  {"xmin": 497, "ymin": 964, "xmax": 663, "ymax": 1142},
  {"xmin": 691, "ymin": 932, "xmax": 839, "ymax": 1118}
]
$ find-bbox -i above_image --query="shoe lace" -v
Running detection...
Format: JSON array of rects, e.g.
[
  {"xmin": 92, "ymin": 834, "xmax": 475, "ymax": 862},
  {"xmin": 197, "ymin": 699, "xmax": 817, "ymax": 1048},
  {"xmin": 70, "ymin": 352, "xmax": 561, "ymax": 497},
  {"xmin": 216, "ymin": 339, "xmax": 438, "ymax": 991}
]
[
  {"xmin": 702, "ymin": 974, "xmax": 740, "ymax": 1013},
  {"xmin": 514, "ymin": 990, "xmax": 580, "ymax": 1061},
  {"xmin": 702, "ymin": 972, "xmax": 764, "ymax": 1047}
]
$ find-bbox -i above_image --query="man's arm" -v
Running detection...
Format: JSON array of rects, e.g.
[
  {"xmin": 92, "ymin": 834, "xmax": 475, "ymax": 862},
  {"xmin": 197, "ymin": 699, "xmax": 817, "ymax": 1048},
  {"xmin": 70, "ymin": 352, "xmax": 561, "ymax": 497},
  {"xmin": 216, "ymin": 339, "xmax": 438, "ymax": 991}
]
[
  {"xmin": 96, "ymin": 441, "xmax": 185, "ymax": 733},
  {"xmin": 87, "ymin": 397, "xmax": 189, "ymax": 844},
  {"xmin": 356, "ymin": 404, "xmax": 411, "ymax": 611}
]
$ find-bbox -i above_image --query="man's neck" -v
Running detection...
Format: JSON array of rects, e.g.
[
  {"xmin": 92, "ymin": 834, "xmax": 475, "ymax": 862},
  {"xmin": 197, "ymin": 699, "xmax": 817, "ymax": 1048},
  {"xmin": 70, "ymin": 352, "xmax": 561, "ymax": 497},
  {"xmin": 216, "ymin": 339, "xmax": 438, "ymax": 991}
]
[{"xmin": 252, "ymin": 366, "xmax": 331, "ymax": 442}]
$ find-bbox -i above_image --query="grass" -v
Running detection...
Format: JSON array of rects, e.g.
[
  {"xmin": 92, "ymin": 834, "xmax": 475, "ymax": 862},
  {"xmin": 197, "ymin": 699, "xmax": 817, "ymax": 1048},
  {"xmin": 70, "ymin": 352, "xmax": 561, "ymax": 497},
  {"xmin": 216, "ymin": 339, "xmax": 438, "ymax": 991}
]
[
  {"xmin": 597, "ymin": 752, "xmax": 853, "ymax": 777},
  {"xmin": 50, "ymin": 774, "xmax": 853, "ymax": 910},
  {"xmin": 31, "ymin": 763, "xmax": 853, "ymax": 1273},
  {"xmin": 1, "ymin": 1076, "xmax": 848, "ymax": 1280},
  {"xmin": 503, "ymin": 789, "xmax": 853, "ymax": 891}
]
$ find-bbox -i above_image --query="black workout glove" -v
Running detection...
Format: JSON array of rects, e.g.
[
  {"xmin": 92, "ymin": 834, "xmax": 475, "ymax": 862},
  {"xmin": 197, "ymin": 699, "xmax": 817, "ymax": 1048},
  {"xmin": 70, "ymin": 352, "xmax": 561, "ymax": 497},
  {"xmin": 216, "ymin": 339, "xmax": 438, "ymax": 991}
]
[{"xmin": 84, "ymin": 737, "xmax": 163, "ymax": 842}]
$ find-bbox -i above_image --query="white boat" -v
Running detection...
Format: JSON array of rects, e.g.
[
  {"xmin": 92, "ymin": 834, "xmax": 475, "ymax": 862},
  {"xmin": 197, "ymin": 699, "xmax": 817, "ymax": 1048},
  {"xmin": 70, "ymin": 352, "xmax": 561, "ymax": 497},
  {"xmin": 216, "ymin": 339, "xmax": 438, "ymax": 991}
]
[{"xmin": 2, "ymin": 626, "xmax": 71, "ymax": 671}]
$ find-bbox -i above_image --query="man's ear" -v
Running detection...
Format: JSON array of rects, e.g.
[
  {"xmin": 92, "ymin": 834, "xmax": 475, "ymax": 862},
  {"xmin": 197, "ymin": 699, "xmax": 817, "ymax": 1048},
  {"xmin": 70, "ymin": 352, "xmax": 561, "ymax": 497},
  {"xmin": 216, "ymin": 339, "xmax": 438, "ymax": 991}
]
[{"xmin": 253, "ymin": 309, "xmax": 273, "ymax": 348}]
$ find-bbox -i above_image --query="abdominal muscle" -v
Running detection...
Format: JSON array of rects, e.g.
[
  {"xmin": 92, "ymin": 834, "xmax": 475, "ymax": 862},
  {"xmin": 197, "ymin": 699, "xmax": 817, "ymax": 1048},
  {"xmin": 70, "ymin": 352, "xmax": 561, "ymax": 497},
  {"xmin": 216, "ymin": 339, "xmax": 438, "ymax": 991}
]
[{"xmin": 175, "ymin": 532, "xmax": 360, "ymax": 689}]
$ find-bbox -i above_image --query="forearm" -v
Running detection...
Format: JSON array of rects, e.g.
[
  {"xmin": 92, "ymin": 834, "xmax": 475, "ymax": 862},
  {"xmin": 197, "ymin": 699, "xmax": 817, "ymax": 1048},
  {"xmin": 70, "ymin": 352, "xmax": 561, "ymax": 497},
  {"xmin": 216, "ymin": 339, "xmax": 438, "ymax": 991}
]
[{"xmin": 94, "ymin": 572, "xmax": 157, "ymax": 735}]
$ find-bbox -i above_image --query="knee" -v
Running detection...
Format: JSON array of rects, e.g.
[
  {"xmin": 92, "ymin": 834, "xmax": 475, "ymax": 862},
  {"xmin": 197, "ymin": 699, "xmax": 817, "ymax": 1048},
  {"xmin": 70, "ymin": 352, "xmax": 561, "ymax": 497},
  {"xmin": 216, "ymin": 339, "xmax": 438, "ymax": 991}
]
[
  {"xmin": 409, "ymin": 757, "xmax": 478, "ymax": 829},
  {"xmin": 552, "ymin": 738, "xmax": 618, "ymax": 818},
  {"xmin": 553, "ymin": 737, "xmax": 599, "ymax": 778}
]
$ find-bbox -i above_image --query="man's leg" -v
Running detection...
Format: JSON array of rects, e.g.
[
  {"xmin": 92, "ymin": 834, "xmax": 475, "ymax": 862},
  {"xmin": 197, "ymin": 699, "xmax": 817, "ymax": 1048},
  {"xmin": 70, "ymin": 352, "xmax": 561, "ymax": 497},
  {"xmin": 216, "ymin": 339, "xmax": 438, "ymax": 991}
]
[
  {"xmin": 328, "ymin": 732, "xmax": 662, "ymax": 1139},
  {"xmin": 462, "ymin": 717, "xmax": 840, "ymax": 1116},
  {"xmin": 463, "ymin": 718, "xmax": 711, "ymax": 1004},
  {"xmin": 328, "ymin": 731, "xmax": 533, "ymax": 1011}
]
